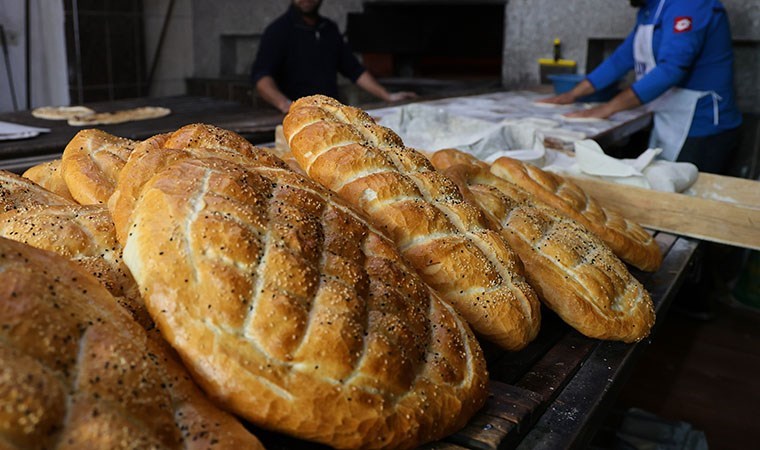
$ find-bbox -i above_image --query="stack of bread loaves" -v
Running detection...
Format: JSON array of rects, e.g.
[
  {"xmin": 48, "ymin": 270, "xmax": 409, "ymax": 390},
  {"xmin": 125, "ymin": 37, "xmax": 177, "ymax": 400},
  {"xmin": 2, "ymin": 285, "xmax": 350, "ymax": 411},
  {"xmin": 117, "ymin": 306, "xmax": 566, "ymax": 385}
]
[
  {"xmin": 282, "ymin": 95, "xmax": 658, "ymax": 345},
  {"xmin": 1, "ymin": 93, "xmax": 660, "ymax": 448},
  {"xmin": 1, "ymin": 123, "xmax": 489, "ymax": 449}
]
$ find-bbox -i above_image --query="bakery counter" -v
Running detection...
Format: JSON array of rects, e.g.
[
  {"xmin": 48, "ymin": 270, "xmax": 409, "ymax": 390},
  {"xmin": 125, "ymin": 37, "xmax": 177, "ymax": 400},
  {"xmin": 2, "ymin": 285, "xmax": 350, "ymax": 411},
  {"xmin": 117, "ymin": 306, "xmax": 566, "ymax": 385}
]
[
  {"xmin": 0, "ymin": 95, "xmax": 284, "ymax": 173},
  {"xmin": 246, "ymin": 231, "xmax": 698, "ymax": 450},
  {"xmin": 0, "ymin": 89, "xmax": 653, "ymax": 174}
]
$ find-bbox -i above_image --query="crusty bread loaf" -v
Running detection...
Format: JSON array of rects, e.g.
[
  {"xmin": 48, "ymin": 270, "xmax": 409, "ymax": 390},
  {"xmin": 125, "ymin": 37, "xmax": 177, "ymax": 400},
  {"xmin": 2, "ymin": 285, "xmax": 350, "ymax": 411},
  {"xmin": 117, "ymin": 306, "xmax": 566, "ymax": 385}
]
[
  {"xmin": 0, "ymin": 170, "xmax": 75, "ymax": 212},
  {"xmin": 432, "ymin": 150, "xmax": 655, "ymax": 342},
  {"xmin": 22, "ymin": 159, "xmax": 76, "ymax": 202},
  {"xmin": 0, "ymin": 204, "xmax": 150, "ymax": 328},
  {"xmin": 0, "ymin": 237, "xmax": 264, "ymax": 450},
  {"xmin": 60, "ymin": 129, "xmax": 138, "ymax": 205},
  {"xmin": 109, "ymin": 124, "xmax": 283, "ymax": 244},
  {"xmin": 111, "ymin": 135, "xmax": 488, "ymax": 450},
  {"xmin": 490, "ymin": 157, "xmax": 662, "ymax": 272},
  {"xmin": 283, "ymin": 95, "xmax": 540, "ymax": 351}
]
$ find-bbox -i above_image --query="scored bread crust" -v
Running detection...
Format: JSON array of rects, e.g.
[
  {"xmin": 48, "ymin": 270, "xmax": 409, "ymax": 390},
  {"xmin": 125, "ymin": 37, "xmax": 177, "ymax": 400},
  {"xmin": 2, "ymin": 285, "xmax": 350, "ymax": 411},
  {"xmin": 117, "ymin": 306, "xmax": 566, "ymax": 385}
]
[
  {"xmin": 283, "ymin": 95, "xmax": 540, "ymax": 351},
  {"xmin": 0, "ymin": 237, "xmax": 264, "ymax": 450},
  {"xmin": 0, "ymin": 170, "xmax": 75, "ymax": 212},
  {"xmin": 431, "ymin": 150, "xmax": 655, "ymax": 342},
  {"xmin": 111, "ymin": 131, "xmax": 488, "ymax": 449},
  {"xmin": 109, "ymin": 124, "xmax": 286, "ymax": 244},
  {"xmin": 61, "ymin": 129, "xmax": 138, "ymax": 205},
  {"xmin": 490, "ymin": 157, "xmax": 662, "ymax": 272},
  {"xmin": 0, "ymin": 204, "xmax": 150, "ymax": 329},
  {"xmin": 22, "ymin": 159, "xmax": 76, "ymax": 202}
]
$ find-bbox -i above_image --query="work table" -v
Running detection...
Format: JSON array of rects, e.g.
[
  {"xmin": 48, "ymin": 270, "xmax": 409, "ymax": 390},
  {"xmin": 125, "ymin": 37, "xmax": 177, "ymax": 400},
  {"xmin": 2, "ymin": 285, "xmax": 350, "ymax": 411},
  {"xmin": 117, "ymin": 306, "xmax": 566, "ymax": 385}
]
[{"xmin": 0, "ymin": 90, "xmax": 651, "ymax": 173}]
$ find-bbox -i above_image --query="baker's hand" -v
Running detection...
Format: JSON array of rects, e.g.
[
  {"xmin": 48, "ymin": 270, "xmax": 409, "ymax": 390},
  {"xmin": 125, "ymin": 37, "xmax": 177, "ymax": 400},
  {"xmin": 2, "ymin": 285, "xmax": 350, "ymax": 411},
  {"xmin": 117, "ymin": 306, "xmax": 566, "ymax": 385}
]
[
  {"xmin": 538, "ymin": 92, "xmax": 576, "ymax": 105},
  {"xmin": 564, "ymin": 104, "xmax": 613, "ymax": 119},
  {"xmin": 387, "ymin": 91, "xmax": 418, "ymax": 102}
]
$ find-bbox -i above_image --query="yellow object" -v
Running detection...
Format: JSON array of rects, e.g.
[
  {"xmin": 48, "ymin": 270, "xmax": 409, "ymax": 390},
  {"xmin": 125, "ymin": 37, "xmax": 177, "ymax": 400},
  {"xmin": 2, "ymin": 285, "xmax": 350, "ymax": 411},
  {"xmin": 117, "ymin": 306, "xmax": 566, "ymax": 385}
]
[{"xmin": 537, "ymin": 58, "xmax": 577, "ymax": 68}]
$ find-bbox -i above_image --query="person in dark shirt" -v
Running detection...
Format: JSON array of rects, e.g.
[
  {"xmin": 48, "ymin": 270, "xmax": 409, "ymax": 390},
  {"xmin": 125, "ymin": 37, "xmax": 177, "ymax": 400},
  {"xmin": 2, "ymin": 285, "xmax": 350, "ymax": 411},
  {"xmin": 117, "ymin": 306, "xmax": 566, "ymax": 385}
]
[{"xmin": 251, "ymin": 0, "xmax": 416, "ymax": 113}]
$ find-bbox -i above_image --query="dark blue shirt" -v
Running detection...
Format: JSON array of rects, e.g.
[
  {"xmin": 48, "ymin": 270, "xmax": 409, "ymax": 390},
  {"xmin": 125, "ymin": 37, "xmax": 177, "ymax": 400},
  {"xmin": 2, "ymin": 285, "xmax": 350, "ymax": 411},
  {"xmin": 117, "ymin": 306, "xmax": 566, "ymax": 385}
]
[
  {"xmin": 250, "ymin": 6, "xmax": 366, "ymax": 100},
  {"xmin": 587, "ymin": 0, "xmax": 742, "ymax": 137}
]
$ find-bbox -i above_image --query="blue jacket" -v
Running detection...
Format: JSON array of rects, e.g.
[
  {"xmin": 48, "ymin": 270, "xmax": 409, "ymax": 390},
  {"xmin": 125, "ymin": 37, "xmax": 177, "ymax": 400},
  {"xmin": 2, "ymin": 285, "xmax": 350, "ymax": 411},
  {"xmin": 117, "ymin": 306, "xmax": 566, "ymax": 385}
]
[{"xmin": 586, "ymin": 0, "xmax": 742, "ymax": 137}]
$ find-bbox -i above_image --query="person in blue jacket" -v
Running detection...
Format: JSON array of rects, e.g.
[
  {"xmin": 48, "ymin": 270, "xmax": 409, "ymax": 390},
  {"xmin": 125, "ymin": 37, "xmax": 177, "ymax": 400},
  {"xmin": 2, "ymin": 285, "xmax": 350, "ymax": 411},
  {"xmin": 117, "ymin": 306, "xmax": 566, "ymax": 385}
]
[
  {"xmin": 542, "ymin": 0, "xmax": 742, "ymax": 174},
  {"xmin": 251, "ymin": 0, "xmax": 416, "ymax": 114}
]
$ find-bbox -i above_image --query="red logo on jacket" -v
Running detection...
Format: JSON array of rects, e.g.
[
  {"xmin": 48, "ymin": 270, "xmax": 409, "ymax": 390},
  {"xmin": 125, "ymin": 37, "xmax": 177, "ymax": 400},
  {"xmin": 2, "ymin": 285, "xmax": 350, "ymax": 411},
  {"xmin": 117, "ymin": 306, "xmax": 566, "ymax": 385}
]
[{"xmin": 674, "ymin": 17, "xmax": 692, "ymax": 33}]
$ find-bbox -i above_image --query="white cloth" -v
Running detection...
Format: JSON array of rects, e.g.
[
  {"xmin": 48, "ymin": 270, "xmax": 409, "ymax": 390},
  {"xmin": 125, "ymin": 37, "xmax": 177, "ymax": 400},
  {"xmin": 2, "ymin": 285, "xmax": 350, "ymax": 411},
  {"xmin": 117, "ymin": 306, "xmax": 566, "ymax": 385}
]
[
  {"xmin": 543, "ymin": 139, "xmax": 698, "ymax": 193},
  {"xmin": 0, "ymin": 120, "xmax": 49, "ymax": 140},
  {"xmin": 377, "ymin": 103, "xmax": 573, "ymax": 161}
]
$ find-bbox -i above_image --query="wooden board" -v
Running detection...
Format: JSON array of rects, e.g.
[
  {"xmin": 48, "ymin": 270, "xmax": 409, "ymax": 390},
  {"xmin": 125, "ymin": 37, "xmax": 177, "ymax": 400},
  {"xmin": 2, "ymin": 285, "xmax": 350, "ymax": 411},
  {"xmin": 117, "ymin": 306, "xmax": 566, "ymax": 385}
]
[
  {"xmin": 566, "ymin": 175, "xmax": 760, "ymax": 251},
  {"xmin": 685, "ymin": 172, "xmax": 760, "ymax": 209}
]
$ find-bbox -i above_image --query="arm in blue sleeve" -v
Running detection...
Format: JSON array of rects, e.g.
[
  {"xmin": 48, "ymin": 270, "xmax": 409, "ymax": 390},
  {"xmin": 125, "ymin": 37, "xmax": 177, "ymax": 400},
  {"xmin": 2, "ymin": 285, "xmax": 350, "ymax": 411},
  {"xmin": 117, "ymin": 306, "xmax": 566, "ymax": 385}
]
[
  {"xmin": 631, "ymin": 1, "xmax": 710, "ymax": 103},
  {"xmin": 586, "ymin": 30, "xmax": 635, "ymax": 91}
]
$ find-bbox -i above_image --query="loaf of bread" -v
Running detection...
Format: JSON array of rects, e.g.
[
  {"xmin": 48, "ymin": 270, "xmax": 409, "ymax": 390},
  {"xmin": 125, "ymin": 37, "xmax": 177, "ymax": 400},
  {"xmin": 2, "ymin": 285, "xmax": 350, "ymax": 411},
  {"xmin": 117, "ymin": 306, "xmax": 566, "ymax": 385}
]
[
  {"xmin": 0, "ymin": 237, "xmax": 264, "ymax": 449},
  {"xmin": 109, "ymin": 124, "xmax": 281, "ymax": 244},
  {"xmin": 0, "ymin": 204, "xmax": 150, "ymax": 328},
  {"xmin": 490, "ymin": 157, "xmax": 662, "ymax": 272},
  {"xmin": 22, "ymin": 159, "xmax": 76, "ymax": 202},
  {"xmin": 431, "ymin": 150, "xmax": 655, "ymax": 342},
  {"xmin": 110, "ymin": 134, "xmax": 488, "ymax": 449},
  {"xmin": 61, "ymin": 129, "xmax": 137, "ymax": 205},
  {"xmin": 0, "ymin": 170, "xmax": 75, "ymax": 212},
  {"xmin": 283, "ymin": 95, "xmax": 540, "ymax": 351}
]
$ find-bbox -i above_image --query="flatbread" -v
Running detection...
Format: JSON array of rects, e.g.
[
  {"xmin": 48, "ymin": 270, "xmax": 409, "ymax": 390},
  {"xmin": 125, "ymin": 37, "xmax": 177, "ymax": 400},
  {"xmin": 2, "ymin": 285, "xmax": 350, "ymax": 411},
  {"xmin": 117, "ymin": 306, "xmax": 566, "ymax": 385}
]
[
  {"xmin": 67, "ymin": 106, "xmax": 171, "ymax": 126},
  {"xmin": 532, "ymin": 101, "xmax": 565, "ymax": 108},
  {"xmin": 560, "ymin": 114, "xmax": 606, "ymax": 123},
  {"xmin": 31, "ymin": 106, "xmax": 95, "ymax": 120}
]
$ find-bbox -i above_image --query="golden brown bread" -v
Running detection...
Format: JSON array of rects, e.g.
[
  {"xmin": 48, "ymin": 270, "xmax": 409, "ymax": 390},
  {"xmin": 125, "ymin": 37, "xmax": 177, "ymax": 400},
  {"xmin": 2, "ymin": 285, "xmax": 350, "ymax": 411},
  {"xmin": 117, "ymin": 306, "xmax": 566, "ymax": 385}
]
[
  {"xmin": 60, "ymin": 129, "xmax": 138, "ymax": 205},
  {"xmin": 0, "ymin": 204, "xmax": 151, "ymax": 328},
  {"xmin": 0, "ymin": 237, "xmax": 264, "ymax": 450},
  {"xmin": 110, "ymin": 131, "xmax": 488, "ymax": 449},
  {"xmin": 22, "ymin": 159, "xmax": 76, "ymax": 202},
  {"xmin": 283, "ymin": 95, "xmax": 540, "ymax": 351},
  {"xmin": 0, "ymin": 170, "xmax": 75, "ymax": 212},
  {"xmin": 490, "ymin": 157, "xmax": 662, "ymax": 272},
  {"xmin": 109, "ymin": 124, "xmax": 283, "ymax": 244},
  {"xmin": 431, "ymin": 150, "xmax": 655, "ymax": 342}
]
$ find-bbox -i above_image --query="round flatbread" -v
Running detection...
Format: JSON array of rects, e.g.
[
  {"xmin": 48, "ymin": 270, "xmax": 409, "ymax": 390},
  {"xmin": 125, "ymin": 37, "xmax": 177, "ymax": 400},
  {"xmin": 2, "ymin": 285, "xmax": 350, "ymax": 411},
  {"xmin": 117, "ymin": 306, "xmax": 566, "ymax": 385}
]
[
  {"xmin": 31, "ymin": 106, "xmax": 95, "ymax": 120},
  {"xmin": 67, "ymin": 106, "xmax": 171, "ymax": 126}
]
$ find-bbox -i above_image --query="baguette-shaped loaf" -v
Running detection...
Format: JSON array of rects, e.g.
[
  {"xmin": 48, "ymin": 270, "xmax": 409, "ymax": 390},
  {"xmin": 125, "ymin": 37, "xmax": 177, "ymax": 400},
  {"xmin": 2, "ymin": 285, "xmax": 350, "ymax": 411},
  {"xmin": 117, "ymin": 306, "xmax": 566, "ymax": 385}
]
[
  {"xmin": 283, "ymin": 95, "xmax": 540, "ymax": 350},
  {"xmin": 0, "ymin": 237, "xmax": 264, "ymax": 450},
  {"xmin": 0, "ymin": 204, "xmax": 150, "ymax": 328},
  {"xmin": 22, "ymin": 159, "xmax": 76, "ymax": 202},
  {"xmin": 0, "ymin": 170, "xmax": 75, "ymax": 212},
  {"xmin": 110, "ymin": 133, "xmax": 488, "ymax": 449},
  {"xmin": 432, "ymin": 150, "xmax": 655, "ymax": 342},
  {"xmin": 490, "ymin": 157, "xmax": 662, "ymax": 272},
  {"xmin": 61, "ymin": 129, "xmax": 137, "ymax": 205}
]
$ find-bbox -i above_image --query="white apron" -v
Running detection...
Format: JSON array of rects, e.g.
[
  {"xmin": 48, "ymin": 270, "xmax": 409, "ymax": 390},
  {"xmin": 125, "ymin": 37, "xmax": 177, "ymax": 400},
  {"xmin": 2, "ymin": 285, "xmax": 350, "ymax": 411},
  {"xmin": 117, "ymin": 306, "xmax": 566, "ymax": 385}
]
[{"xmin": 633, "ymin": 0, "xmax": 721, "ymax": 161}]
